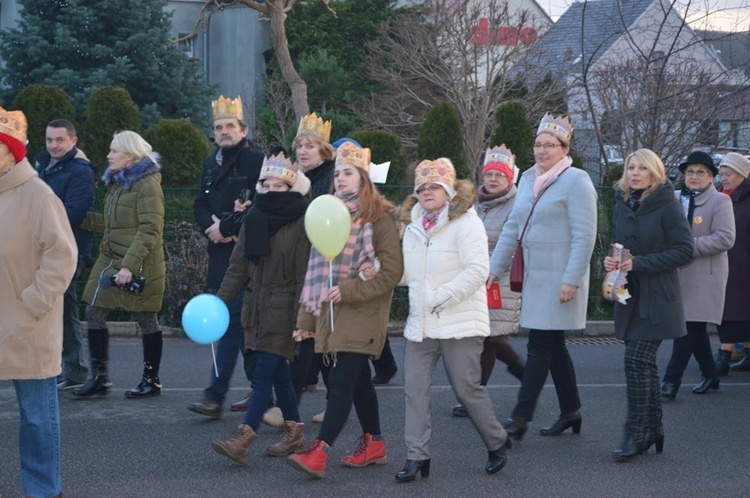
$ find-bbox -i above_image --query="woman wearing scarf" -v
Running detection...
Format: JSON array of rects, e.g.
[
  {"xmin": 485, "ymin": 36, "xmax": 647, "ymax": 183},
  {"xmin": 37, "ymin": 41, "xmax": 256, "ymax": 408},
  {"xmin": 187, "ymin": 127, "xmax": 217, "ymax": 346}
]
[
  {"xmin": 286, "ymin": 142, "xmax": 403, "ymax": 479},
  {"xmin": 604, "ymin": 149, "xmax": 693, "ymax": 461},
  {"xmin": 489, "ymin": 114, "xmax": 597, "ymax": 440},
  {"xmin": 660, "ymin": 151, "xmax": 734, "ymax": 399},
  {"xmin": 397, "ymin": 158, "xmax": 511, "ymax": 483},
  {"xmin": 451, "ymin": 146, "xmax": 524, "ymax": 418},
  {"xmin": 211, "ymin": 153, "xmax": 311, "ymax": 465},
  {"xmin": 73, "ymin": 131, "xmax": 166, "ymax": 399}
]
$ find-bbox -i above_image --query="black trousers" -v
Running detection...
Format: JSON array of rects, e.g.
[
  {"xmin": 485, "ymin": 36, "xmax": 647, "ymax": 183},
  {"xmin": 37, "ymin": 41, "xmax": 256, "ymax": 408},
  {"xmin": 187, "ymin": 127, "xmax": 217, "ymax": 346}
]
[
  {"xmin": 318, "ymin": 352, "xmax": 380, "ymax": 446},
  {"xmin": 371, "ymin": 337, "xmax": 397, "ymax": 376},
  {"xmin": 663, "ymin": 321, "xmax": 716, "ymax": 385},
  {"xmin": 512, "ymin": 329, "xmax": 580, "ymax": 421}
]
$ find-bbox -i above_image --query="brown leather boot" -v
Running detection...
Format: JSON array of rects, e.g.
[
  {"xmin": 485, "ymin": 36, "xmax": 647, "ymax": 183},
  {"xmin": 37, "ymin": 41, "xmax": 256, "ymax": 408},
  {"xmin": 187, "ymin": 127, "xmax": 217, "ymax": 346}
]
[
  {"xmin": 266, "ymin": 421, "xmax": 306, "ymax": 457},
  {"xmin": 212, "ymin": 424, "xmax": 256, "ymax": 465}
]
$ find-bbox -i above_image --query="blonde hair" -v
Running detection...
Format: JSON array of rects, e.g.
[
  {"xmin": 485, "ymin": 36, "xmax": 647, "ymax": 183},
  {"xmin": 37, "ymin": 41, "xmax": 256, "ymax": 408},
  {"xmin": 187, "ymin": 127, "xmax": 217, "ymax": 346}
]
[
  {"xmin": 292, "ymin": 135, "xmax": 334, "ymax": 161},
  {"xmin": 111, "ymin": 130, "xmax": 154, "ymax": 163},
  {"xmin": 617, "ymin": 148, "xmax": 667, "ymax": 200}
]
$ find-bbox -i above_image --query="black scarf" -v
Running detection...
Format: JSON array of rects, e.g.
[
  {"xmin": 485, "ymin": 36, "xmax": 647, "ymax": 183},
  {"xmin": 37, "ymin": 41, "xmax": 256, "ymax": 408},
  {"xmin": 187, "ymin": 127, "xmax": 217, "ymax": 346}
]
[
  {"xmin": 243, "ymin": 191, "xmax": 309, "ymax": 263},
  {"xmin": 627, "ymin": 189, "xmax": 645, "ymax": 212},
  {"xmin": 680, "ymin": 185, "xmax": 709, "ymax": 226}
]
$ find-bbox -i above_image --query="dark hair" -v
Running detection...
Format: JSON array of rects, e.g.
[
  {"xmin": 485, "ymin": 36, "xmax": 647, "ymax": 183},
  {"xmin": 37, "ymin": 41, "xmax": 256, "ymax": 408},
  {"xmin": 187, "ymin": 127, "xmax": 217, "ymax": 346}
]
[{"xmin": 47, "ymin": 119, "xmax": 76, "ymax": 137}]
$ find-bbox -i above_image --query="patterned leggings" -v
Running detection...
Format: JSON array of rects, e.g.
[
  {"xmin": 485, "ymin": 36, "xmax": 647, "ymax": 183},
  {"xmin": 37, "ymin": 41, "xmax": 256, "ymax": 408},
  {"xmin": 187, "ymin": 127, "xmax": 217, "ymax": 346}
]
[
  {"xmin": 623, "ymin": 339, "xmax": 663, "ymax": 442},
  {"xmin": 86, "ymin": 306, "xmax": 160, "ymax": 335}
]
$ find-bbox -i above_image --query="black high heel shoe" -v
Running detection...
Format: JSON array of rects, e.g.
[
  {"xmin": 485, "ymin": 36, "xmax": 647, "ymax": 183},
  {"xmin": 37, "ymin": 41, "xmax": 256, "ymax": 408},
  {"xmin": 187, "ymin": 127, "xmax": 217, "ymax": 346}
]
[
  {"xmin": 539, "ymin": 412, "xmax": 582, "ymax": 436},
  {"xmin": 502, "ymin": 418, "xmax": 528, "ymax": 441},
  {"xmin": 395, "ymin": 459, "xmax": 431, "ymax": 482},
  {"xmin": 614, "ymin": 434, "xmax": 664, "ymax": 462}
]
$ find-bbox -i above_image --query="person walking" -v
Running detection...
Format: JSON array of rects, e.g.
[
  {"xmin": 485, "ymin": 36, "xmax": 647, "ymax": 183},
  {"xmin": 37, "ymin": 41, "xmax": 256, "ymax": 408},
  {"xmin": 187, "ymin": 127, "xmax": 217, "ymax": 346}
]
[
  {"xmin": 452, "ymin": 145, "xmax": 524, "ymax": 418},
  {"xmin": 188, "ymin": 95, "xmax": 265, "ymax": 419},
  {"xmin": 604, "ymin": 148, "xmax": 694, "ymax": 462},
  {"xmin": 72, "ymin": 131, "xmax": 166, "ymax": 399},
  {"xmin": 489, "ymin": 114, "xmax": 597, "ymax": 440},
  {"xmin": 397, "ymin": 157, "xmax": 511, "ymax": 483},
  {"xmin": 211, "ymin": 153, "xmax": 311, "ymax": 465},
  {"xmin": 36, "ymin": 118, "xmax": 96, "ymax": 391},
  {"xmin": 660, "ymin": 151, "xmax": 734, "ymax": 399},
  {"xmin": 0, "ymin": 107, "xmax": 77, "ymax": 498},
  {"xmin": 286, "ymin": 142, "xmax": 403, "ymax": 479}
]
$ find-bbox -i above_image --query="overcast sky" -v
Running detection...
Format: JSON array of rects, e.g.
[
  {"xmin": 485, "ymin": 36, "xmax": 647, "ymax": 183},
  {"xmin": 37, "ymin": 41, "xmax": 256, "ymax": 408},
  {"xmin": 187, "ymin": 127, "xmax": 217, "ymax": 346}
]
[{"xmin": 541, "ymin": 0, "xmax": 750, "ymax": 31}]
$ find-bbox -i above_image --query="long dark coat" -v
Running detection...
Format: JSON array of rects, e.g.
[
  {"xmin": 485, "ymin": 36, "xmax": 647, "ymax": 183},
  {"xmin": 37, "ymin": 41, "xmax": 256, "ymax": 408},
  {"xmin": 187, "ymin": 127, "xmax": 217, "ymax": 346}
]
[
  {"xmin": 611, "ymin": 182, "xmax": 694, "ymax": 341},
  {"xmin": 722, "ymin": 178, "xmax": 750, "ymax": 321}
]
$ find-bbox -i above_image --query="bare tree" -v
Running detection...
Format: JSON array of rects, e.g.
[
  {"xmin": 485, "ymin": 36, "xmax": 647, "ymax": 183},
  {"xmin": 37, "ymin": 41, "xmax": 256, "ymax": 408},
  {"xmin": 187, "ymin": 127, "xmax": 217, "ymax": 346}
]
[
  {"xmin": 361, "ymin": 0, "xmax": 555, "ymax": 179},
  {"xmin": 174, "ymin": 0, "xmax": 336, "ymax": 122}
]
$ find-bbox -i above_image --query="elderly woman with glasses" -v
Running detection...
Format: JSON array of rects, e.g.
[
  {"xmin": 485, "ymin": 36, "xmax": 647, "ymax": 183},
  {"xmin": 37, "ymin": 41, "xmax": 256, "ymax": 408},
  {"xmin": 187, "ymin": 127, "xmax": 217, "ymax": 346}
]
[
  {"xmin": 660, "ymin": 151, "xmax": 735, "ymax": 399},
  {"xmin": 488, "ymin": 113, "xmax": 597, "ymax": 441}
]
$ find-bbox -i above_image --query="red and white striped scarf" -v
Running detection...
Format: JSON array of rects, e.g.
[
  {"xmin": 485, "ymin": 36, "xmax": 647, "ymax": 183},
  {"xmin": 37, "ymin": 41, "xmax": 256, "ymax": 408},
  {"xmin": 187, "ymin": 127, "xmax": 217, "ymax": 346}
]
[{"xmin": 300, "ymin": 190, "xmax": 376, "ymax": 316}]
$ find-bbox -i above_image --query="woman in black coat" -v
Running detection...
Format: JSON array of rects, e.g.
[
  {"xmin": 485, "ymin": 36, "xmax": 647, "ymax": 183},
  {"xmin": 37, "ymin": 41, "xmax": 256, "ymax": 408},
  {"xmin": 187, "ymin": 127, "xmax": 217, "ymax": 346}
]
[{"xmin": 603, "ymin": 148, "xmax": 694, "ymax": 462}]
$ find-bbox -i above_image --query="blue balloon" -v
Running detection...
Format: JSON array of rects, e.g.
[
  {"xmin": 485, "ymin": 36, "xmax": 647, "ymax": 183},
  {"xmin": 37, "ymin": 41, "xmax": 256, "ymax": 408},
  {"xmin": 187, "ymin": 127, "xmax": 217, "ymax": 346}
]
[{"xmin": 181, "ymin": 294, "xmax": 230, "ymax": 345}]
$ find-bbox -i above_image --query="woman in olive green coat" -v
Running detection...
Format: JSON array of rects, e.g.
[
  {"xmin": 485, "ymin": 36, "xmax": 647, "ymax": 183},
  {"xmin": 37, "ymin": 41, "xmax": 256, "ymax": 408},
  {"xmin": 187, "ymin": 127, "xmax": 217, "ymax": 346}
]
[{"xmin": 73, "ymin": 131, "xmax": 166, "ymax": 400}]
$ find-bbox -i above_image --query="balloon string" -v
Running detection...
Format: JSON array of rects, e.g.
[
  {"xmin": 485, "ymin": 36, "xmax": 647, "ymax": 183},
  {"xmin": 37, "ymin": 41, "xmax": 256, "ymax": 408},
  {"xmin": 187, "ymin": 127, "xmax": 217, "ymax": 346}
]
[
  {"xmin": 211, "ymin": 342, "xmax": 219, "ymax": 377},
  {"xmin": 329, "ymin": 259, "xmax": 334, "ymax": 332}
]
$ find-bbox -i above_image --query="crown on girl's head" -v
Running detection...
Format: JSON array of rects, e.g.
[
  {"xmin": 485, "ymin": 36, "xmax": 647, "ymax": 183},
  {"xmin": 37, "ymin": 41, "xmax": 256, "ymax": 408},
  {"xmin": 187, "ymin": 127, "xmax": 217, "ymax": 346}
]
[
  {"xmin": 484, "ymin": 145, "xmax": 515, "ymax": 168},
  {"xmin": 296, "ymin": 112, "xmax": 332, "ymax": 143},
  {"xmin": 335, "ymin": 141, "xmax": 371, "ymax": 172},
  {"xmin": 260, "ymin": 153, "xmax": 298, "ymax": 186},
  {"xmin": 211, "ymin": 95, "xmax": 243, "ymax": 122},
  {"xmin": 537, "ymin": 113, "xmax": 573, "ymax": 144}
]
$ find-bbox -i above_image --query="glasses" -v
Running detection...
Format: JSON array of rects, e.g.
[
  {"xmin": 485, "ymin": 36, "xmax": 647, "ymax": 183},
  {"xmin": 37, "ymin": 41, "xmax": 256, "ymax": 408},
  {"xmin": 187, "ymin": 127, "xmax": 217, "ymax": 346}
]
[
  {"xmin": 483, "ymin": 172, "xmax": 507, "ymax": 179},
  {"xmin": 533, "ymin": 143, "xmax": 563, "ymax": 150},
  {"xmin": 684, "ymin": 169, "xmax": 710, "ymax": 177},
  {"xmin": 416, "ymin": 185, "xmax": 443, "ymax": 195}
]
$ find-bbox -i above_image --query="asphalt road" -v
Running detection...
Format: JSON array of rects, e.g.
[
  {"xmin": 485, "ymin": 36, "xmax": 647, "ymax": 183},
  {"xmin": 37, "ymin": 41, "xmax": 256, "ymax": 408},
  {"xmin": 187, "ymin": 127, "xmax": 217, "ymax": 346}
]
[{"xmin": 2, "ymin": 335, "xmax": 749, "ymax": 498}]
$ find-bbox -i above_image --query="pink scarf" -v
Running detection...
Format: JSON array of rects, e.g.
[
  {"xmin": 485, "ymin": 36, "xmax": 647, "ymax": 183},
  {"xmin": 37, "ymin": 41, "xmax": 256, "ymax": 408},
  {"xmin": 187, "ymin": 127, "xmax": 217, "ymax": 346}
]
[{"xmin": 533, "ymin": 156, "xmax": 572, "ymax": 198}]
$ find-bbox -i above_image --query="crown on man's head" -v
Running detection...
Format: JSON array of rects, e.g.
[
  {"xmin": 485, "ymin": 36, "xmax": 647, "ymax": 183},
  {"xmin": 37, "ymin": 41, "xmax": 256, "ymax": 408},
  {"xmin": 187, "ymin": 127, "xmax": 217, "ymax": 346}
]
[
  {"xmin": 212, "ymin": 95, "xmax": 243, "ymax": 122},
  {"xmin": 335, "ymin": 141, "xmax": 371, "ymax": 172},
  {"xmin": 259, "ymin": 152, "xmax": 298, "ymax": 186},
  {"xmin": 484, "ymin": 145, "xmax": 515, "ymax": 168},
  {"xmin": 296, "ymin": 112, "xmax": 332, "ymax": 143},
  {"xmin": 537, "ymin": 113, "xmax": 573, "ymax": 144}
]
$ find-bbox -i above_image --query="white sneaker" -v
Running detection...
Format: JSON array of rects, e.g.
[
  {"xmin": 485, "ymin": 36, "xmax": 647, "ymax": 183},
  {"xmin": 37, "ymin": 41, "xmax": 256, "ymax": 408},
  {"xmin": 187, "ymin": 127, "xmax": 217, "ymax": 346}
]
[
  {"xmin": 312, "ymin": 409, "xmax": 325, "ymax": 424},
  {"xmin": 262, "ymin": 407, "xmax": 284, "ymax": 428}
]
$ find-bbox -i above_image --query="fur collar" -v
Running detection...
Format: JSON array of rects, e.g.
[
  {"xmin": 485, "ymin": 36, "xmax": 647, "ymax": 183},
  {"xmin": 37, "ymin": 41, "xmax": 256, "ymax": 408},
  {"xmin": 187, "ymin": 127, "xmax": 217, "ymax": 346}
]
[
  {"xmin": 103, "ymin": 153, "xmax": 162, "ymax": 190},
  {"xmin": 399, "ymin": 179, "xmax": 476, "ymax": 226}
]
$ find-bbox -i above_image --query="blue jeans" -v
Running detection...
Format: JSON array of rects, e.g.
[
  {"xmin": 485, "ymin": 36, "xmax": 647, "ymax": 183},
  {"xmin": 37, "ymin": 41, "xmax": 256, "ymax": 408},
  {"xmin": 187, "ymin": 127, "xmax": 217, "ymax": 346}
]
[
  {"xmin": 203, "ymin": 290, "xmax": 251, "ymax": 403},
  {"xmin": 244, "ymin": 351, "xmax": 299, "ymax": 430},
  {"xmin": 13, "ymin": 377, "xmax": 62, "ymax": 498},
  {"xmin": 61, "ymin": 257, "xmax": 89, "ymax": 384}
]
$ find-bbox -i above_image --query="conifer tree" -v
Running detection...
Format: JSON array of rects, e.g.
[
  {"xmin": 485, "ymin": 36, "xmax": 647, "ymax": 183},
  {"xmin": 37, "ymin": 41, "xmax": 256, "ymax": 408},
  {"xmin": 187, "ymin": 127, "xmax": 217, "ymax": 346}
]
[
  {"xmin": 12, "ymin": 84, "xmax": 77, "ymax": 161},
  {"xmin": 417, "ymin": 102, "xmax": 468, "ymax": 179},
  {"xmin": 82, "ymin": 87, "xmax": 141, "ymax": 174},
  {"xmin": 492, "ymin": 101, "xmax": 535, "ymax": 174}
]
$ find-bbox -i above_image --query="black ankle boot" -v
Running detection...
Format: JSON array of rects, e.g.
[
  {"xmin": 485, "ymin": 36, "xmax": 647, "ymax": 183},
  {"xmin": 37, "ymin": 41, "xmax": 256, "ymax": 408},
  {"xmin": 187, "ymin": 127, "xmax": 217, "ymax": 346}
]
[
  {"xmin": 507, "ymin": 362, "xmax": 525, "ymax": 382},
  {"xmin": 395, "ymin": 459, "xmax": 430, "ymax": 482},
  {"xmin": 125, "ymin": 332, "xmax": 162, "ymax": 399},
  {"xmin": 614, "ymin": 434, "xmax": 664, "ymax": 462},
  {"xmin": 692, "ymin": 377, "xmax": 719, "ymax": 394},
  {"xmin": 485, "ymin": 438, "xmax": 512, "ymax": 474},
  {"xmin": 660, "ymin": 381, "xmax": 679, "ymax": 400},
  {"xmin": 730, "ymin": 348, "xmax": 750, "ymax": 372},
  {"xmin": 71, "ymin": 328, "xmax": 110, "ymax": 398},
  {"xmin": 539, "ymin": 412, "xmax": 582, "ymax": 436},
  {"xmin": 715, "ymin": 349, "xmax": 732, "ymax": 377}
]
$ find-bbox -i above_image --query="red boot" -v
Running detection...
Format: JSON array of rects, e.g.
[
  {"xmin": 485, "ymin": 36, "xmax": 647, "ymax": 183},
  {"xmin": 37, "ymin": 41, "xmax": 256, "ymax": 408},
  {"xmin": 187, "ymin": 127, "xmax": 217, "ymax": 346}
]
[
  {"xmin": 287, "ymin": 438, "xmax": 329, "ymax": 478},
  {"xmin": 341, "ymin": 433, "xmax": 387, "ymax": 467}
]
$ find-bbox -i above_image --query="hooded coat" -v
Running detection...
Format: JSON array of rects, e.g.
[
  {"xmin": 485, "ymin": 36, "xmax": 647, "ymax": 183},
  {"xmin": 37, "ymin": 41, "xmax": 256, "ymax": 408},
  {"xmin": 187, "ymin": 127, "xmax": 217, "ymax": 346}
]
[
  {"xmin": 81, "ymin": 156, "xmax": 166, "ymax": 312},
  {"xmin": 400, "ymin": 179, "xmax": 490, "ymax": 342},
  {"xmin": 611, "ymin": 182, "xmax": 695, "ymax": 340},
  {"xmin": 0, "ymin": 160, "xmax": 77, "ymax": 380}
]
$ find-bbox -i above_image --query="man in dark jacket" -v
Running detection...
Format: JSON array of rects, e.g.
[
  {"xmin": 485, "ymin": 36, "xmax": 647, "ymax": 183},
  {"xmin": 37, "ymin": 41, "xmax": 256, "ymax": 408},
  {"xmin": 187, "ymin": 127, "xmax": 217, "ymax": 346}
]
[
  {"xmin": 36, "ymin": 119, "xmax": 96, "ymax": 391},
  {"xmin": 188, "ymin": 95, "xmax": 264, "ymax": 419}
]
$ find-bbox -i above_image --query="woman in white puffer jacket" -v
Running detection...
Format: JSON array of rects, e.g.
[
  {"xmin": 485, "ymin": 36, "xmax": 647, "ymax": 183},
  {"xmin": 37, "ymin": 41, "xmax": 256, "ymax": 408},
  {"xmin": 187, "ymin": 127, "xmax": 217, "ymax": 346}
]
[{"xmin": 395, "ymin": 158, "xmax": 511, "ymax": 484}]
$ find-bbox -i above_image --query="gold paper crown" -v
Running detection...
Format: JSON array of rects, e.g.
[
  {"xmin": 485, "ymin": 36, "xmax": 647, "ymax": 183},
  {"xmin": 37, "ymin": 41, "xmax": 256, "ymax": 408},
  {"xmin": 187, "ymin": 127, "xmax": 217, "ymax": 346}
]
[
  {"xmin": 537, "ymin": 113, "xmax": 573, "ymax": 144},
  {"xmin": 335, "ymin": 141, "xmax": 371, "ymax": 172},
  {"xmin": 0, "ymin": 108, "xmax": 27, "ymax": 145},
  {"xmin": 260, "ymin": 153, "xmax": 298, "ymax": 185},
  {"xmin": 296, "ymin": 112, "xmax": 332, "ymax": 143},
  {"xmin": 414, "ymin": 158, "xmax": 456, "ymax": 187},
  {"xmin": 211, "ymin": 95, "xmax": 243, "ymax": 122},
  {"xmin": 484, "ymin": 145, "xmax": 515, "ymax": 168}
]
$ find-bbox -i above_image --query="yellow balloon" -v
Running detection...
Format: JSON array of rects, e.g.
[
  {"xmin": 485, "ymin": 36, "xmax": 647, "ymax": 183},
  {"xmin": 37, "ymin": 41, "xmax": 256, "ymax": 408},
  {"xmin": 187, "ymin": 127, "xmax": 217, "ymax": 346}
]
[{"xmin": 304, "ymin": 195, "xmax": 352, "ymax": 259}]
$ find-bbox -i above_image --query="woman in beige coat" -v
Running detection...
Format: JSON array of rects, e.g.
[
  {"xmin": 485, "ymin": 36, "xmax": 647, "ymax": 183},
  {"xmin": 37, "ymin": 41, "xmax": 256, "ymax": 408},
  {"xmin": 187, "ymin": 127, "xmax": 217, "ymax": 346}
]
[{"xmin": 0, "ymin": 108, "xmax": 77, "ymax": 498}]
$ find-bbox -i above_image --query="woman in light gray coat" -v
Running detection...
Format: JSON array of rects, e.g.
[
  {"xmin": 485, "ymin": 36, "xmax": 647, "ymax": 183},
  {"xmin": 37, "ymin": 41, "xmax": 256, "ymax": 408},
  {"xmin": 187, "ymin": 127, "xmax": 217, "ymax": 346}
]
[
  {"xmin": 489, "ymin": 114, "xmax": 597, "ymax": 440},
  {"xmin": 661, "ymin": 151, "xmax": 735, "ymax": 399},
  {"xmin": 452, "ymin": 146, "xmax": 523, "ymax": 418}
]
